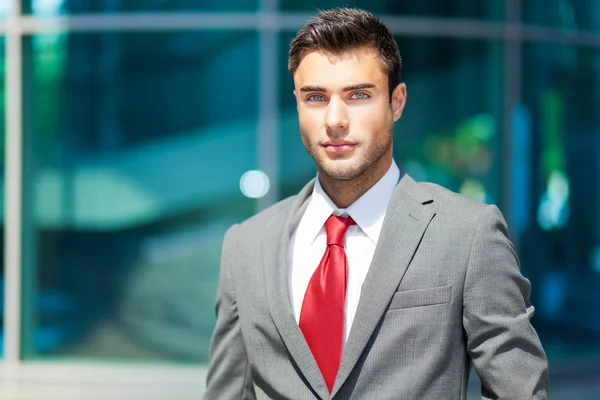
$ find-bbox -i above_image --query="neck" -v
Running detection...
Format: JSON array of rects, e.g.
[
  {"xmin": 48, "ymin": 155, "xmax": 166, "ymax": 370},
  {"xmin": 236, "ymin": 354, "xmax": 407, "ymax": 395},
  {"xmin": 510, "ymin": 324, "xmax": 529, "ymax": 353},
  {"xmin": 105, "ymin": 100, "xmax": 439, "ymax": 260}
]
[{"xmin": 319, "ymin": 156, "xmax": 392, "ymax": 209}]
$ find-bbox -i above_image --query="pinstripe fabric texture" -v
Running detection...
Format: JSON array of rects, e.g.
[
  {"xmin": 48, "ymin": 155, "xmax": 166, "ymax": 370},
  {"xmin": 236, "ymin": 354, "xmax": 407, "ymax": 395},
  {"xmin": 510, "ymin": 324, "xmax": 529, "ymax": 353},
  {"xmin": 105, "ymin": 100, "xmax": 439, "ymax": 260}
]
[{"xmin": 205, "ymin": 173, "xmax": 549, "ymax": 400}]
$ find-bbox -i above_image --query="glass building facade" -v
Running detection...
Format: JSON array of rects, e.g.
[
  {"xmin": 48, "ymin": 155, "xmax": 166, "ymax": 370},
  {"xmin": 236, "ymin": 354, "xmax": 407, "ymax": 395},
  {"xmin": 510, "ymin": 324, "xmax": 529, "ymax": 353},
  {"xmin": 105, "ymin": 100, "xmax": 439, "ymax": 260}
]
[{"xmin": 1, "ymin": 0, "xmax": 600, "ymax": 394}]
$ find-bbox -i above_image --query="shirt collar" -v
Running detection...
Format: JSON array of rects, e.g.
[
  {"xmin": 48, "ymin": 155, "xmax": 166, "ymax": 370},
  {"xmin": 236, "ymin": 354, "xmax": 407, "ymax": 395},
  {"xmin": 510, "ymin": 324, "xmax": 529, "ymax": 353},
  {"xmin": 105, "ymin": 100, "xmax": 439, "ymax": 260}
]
[{"xmin": 300, "ymin": 160, "xmax": 401, "ymax": 246}]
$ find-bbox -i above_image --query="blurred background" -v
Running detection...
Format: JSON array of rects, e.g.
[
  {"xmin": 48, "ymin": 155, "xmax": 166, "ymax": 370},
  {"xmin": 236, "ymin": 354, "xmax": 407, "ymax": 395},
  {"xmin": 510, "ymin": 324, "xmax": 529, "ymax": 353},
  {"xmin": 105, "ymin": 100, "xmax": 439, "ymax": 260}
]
[{"xmin": 0, "ymin": 0, "xmax": 599, "ymax": 398}]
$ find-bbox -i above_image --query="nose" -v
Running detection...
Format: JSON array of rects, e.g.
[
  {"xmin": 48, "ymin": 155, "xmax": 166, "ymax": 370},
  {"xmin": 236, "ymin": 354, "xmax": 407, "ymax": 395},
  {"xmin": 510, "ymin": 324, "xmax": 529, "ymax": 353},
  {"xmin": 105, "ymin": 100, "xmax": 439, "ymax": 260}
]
[{"xmin": 325, "ymin": 97, "xmax": 349, "ymax": 133}]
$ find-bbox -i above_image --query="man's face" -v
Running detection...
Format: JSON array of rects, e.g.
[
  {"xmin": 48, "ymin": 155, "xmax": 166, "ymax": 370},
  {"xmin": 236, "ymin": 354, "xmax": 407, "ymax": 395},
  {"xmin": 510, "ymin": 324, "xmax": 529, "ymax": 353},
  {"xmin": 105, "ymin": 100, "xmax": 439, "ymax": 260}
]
[{"xmin": 293, "ymin": 47, "xmax": 406, "ymax": 182}]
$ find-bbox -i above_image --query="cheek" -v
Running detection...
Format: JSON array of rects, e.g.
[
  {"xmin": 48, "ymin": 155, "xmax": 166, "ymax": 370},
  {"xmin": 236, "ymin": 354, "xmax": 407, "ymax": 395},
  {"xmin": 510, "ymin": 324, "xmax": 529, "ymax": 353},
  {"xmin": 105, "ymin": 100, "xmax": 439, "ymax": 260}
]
[
  {"xmin": 298, "ymin": 111, "xmax": 322, "ymax": 134},
  {"xmin": 352, "ymin": 107, "xmax": 390, "ymax": 134}
]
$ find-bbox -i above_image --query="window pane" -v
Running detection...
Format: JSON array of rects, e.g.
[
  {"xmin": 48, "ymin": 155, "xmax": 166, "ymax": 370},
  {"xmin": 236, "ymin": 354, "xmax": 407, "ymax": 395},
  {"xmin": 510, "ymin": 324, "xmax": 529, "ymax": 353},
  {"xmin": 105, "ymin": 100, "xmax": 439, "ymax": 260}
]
[
  {"xmin": 522, "ymin": 0, "xmax": 600, "ymax": 33},
  {"xmin": 22, "ymin": 31, "xmax": 259, "ymax": 362},
  {"xmin": 280, "ymin": 1, "xmax": 503, "ymax": 20},
  {"xmin": 279, "ymin": 34, "xmax": 503, "ymax": 206},
  {"xmin": 25, "ymin": 0, "xmax": 257, "ymax": 15},
  {"xmin": 0, "ymin": 3, "xmax": 11, "ymax": 18},
  {"xmin": 520, "ymin": 43, "xmax": 600, "ymax": 361},
  {"xmin": 0, "ymin": 37, "xmax": 4, "ymax": 358}
]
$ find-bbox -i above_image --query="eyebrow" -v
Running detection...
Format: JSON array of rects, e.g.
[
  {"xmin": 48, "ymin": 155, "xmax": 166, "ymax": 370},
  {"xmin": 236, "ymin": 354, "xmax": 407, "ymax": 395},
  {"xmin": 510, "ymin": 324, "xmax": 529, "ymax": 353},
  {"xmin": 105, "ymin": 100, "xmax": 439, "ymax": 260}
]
[
  {"xmin": 299, "ymin": 83, "xmax": 376, "ymax": 93},
  {"xmin": 343, "ymin": 83, "xmax": 376, "ymax": 92}
]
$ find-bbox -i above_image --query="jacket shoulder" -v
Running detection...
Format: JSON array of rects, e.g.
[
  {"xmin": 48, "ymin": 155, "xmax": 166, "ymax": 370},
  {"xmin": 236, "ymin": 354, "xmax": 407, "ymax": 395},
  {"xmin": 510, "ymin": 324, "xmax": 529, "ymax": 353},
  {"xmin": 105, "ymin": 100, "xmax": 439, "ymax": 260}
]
[
  {"xmin": 416, "ymin": 181, "xmax": 495, "ymax": 224},
  {"xmin": 235, "ymin": 194, "xmax": 298, "ymax": 232}
]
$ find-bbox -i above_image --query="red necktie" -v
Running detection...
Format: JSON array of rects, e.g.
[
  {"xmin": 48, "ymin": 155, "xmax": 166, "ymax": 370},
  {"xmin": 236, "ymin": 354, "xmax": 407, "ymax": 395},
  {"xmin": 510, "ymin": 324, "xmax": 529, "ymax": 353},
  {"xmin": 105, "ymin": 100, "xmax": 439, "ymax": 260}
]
[{"xmin": 299, "ymin": 214, "xmax": 356, "ymax": 393}]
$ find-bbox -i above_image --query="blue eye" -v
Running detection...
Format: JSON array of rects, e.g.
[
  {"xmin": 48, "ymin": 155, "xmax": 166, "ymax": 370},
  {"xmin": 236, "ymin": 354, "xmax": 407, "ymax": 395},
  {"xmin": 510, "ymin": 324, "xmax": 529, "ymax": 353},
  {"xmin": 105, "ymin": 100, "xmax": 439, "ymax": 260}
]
[
  {"xmin": 307, "ymin": 95, "xmax": 326, "ymax": 102},
  {"xmin": 351, "ymin": 92, "xmax": 369, "ymax": 100}
]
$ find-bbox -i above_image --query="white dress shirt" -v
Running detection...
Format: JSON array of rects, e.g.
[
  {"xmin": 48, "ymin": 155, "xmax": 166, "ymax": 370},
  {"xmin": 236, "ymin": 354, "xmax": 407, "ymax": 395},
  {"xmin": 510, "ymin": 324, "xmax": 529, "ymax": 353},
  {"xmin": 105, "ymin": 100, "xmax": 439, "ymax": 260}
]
[{"xmin": 288, "ymin": 160, "xmax": 401, "ymax": 341}]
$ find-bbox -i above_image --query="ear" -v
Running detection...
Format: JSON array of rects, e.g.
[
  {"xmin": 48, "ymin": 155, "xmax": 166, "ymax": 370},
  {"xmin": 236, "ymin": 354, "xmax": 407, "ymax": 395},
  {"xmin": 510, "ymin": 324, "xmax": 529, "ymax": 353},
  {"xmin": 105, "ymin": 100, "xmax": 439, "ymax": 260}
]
[{"xmin": 391, "ymin": 83, "xmax": 407, "ymax": 122}]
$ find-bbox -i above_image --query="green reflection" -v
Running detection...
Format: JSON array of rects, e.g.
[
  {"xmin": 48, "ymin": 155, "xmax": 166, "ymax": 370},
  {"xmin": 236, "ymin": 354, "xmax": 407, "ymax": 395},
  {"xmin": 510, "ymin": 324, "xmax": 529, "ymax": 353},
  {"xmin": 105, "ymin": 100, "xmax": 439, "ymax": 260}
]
[
  {"xmin": 33, "ymin": 34, "xmax": 66, "ymax": 163},
  {"xmin": 408, "ymin": 113, "xmax": 496, "ymax": 203},
  {"xmin": 540, "ymin": 89, "xmax": 566, "ymax": 177}
]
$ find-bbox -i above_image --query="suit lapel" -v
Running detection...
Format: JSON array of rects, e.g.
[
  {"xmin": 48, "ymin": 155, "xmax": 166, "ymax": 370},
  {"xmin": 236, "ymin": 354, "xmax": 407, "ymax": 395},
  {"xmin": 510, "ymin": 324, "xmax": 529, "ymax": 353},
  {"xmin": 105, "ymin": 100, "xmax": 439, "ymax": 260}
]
[
  {"xmin": 261, "ymin": 179, "xmax": 331, "ymax": 400},
  {"xmin": 332, "ymin": 174, "xmax": 436, "ymax": 396}
]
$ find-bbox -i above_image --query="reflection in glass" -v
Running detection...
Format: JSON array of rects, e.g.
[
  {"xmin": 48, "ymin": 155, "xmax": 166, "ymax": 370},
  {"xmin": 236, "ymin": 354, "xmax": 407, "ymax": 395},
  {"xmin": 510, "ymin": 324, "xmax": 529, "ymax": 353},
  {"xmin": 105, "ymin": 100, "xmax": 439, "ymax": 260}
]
[
  {"xmin": 520, "ymin": 43, "xmax": 600, "ymax": 361},
  {"xmin": 0, "ymin": 2, "xmax": 11, "ymax": 18},
  {"xmin": 25, "ymin": 0, "xmax": 258, "ymax": 15},
  {"xmin": 278, "ymin": 34, "xmax": 502, "ymax": 205},
  {"xmin": 522, "ymin": 0, "xmax": 600, "ymax": 33},
  {"xmin": 281, "ymin": 0, "xmax": 502, "ymax": 20},
  {"xmin": 23, "ymin": 31, "xmax": 259, "ymax": 361},
  {"xmin": 0, "ymin": 37, "xmax": 5, "ymax": 357}
]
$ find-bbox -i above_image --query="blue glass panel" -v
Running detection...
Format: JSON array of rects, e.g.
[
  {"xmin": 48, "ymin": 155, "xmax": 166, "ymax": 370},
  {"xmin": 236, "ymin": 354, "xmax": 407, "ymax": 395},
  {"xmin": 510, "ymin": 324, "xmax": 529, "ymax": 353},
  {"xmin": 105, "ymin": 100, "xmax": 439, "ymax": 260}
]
[
  {"xmin": 281, "ymin": 0, "xmax": 502, "ymax": 20},
  {"xmin": 0, "ymin": 37, "xmax": 5, "ymax": 357},
  {"xmin": 23, "ymin": 31, "xmax": 259, "ymax": 362},
  {"xmin": 523, "ymin": 0, "xmax": 600, "ymax": 33},
  {"xmin": 25, "ymin": 0, "xmax": 257, "ymax": 15},
  {"xmin": 521, "ymin": 42, "xmax": 600, "ymax": 361}
]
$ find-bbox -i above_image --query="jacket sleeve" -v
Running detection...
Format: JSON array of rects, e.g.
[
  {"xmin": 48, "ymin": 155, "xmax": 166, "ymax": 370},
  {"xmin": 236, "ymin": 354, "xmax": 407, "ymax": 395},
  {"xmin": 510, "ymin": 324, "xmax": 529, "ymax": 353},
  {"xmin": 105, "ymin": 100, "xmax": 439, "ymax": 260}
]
[
  {"xmin": 205, "ymin": 224, "xmax": 256, "ymax": 400},
  {"xmin": 463, "ymin": 205, "xmax": 549, "ymax": 400}
]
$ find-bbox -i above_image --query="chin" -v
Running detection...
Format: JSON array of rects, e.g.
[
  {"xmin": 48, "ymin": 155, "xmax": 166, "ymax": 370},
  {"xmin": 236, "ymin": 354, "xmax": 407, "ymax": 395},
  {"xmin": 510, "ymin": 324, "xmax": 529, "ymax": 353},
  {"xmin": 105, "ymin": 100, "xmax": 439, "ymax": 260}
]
[{"xmin": 319, "ymin": 160, "xmax": 365, "ymax": 181}]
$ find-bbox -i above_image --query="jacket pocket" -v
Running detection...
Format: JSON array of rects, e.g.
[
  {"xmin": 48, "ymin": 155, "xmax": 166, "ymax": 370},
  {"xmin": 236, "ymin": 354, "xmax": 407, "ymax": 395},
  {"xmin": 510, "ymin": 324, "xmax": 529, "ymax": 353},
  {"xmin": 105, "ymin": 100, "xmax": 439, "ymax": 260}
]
[{"xmin": 388, "ymin": 285, "xmax": 451, "ymax": 310}]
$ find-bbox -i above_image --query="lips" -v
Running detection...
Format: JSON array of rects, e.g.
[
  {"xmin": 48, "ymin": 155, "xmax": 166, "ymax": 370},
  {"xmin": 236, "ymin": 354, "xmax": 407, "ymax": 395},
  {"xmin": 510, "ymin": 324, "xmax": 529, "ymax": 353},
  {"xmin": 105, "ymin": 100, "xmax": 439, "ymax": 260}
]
[
  {"xmin": 322, "ymin": 141, "xmax": 357, "ymax": 154},
  {"xmin": 324, "ymin": 144, "xmax": 355, "ymax": 153}
]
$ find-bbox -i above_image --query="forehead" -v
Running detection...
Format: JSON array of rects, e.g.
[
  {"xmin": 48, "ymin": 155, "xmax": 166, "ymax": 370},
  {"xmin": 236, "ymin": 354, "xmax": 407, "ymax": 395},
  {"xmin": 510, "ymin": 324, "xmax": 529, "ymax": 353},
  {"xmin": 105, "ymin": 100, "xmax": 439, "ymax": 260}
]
[{"xmin": 293, "ymin": 48, "xmax": 387, "ymax": 88}]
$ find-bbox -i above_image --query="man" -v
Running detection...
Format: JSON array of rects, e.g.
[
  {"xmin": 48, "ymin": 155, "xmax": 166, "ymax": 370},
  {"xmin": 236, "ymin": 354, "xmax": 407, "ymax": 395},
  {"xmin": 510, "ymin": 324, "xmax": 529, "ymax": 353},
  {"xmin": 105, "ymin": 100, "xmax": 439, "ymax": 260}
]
[{"xmin": 205, "ymin": 8, "xmax": 548, "ymax": 400}]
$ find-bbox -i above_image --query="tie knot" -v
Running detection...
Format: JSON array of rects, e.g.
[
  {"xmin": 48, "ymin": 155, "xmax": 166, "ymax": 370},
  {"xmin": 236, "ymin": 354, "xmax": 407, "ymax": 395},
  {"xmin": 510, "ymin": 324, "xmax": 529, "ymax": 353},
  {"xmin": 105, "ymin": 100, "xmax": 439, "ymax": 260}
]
[{"xmin": 325, "ymin": 215, "xmax": 356, "ymax": 247}]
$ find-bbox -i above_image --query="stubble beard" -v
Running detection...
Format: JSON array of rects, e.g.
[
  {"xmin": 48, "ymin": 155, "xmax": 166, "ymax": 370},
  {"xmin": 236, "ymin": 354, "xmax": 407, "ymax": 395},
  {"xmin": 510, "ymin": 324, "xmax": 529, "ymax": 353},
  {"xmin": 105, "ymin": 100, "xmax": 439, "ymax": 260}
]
[{"xmin": 300, "ymin": 127, "xmax": 394, "ymax": 184}]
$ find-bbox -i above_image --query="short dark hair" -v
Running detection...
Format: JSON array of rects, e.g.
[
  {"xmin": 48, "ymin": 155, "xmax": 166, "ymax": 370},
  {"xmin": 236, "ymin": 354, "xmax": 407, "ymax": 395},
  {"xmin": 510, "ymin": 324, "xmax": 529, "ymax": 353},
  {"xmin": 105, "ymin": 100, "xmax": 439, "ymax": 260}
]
[{"xmin": 288, "ymin": 8, "xmax": 402, "ymax": 99}]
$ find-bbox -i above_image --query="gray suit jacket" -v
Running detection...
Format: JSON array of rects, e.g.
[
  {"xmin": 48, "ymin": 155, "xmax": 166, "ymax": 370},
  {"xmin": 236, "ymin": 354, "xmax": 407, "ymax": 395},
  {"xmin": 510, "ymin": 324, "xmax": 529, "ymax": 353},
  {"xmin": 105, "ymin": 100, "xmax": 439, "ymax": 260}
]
[{"xmin": 205, "ymin": 174, "xmax": 549, "ymax": 399}]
